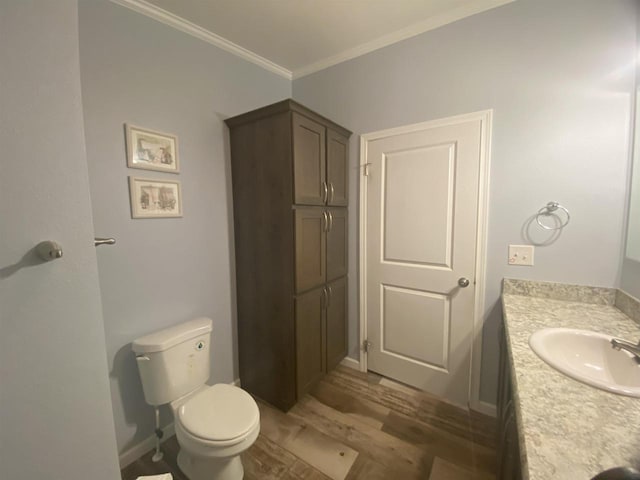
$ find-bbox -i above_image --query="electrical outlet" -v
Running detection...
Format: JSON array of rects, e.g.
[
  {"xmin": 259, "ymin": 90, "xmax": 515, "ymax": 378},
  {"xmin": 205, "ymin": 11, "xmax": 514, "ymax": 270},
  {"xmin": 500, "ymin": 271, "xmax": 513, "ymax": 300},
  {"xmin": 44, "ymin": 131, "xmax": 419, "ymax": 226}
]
[{"xmin": 508, "ymin": 245, "xmax": 534, "ymax": 266}]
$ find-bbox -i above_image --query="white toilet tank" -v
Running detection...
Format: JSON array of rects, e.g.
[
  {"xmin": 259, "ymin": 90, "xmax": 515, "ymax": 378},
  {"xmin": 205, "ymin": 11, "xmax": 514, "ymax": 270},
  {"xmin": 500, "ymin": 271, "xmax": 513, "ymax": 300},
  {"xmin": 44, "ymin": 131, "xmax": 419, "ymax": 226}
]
[{"xmin": 132, "ymin": 317, "xmax": 213, "ymax": 406}]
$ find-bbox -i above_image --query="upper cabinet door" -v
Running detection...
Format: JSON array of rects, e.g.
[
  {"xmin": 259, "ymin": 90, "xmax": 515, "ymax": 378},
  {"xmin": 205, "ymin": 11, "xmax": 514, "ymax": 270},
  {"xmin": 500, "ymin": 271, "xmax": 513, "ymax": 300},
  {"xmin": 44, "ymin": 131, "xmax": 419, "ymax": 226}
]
[
  {"xmin": 295, "ymin": 207, "xmax": 327, "ymax": 293},
  {"xmin": 326, "ymin": 129, "xmax": 349, "ymax": 206},
  {"xmin": 326, "ymin": 208, "xmax": 347, "ymax": 282},
  {"xmin": 293, "ymin": 113, "xmax": 326, "ymax": 205}
]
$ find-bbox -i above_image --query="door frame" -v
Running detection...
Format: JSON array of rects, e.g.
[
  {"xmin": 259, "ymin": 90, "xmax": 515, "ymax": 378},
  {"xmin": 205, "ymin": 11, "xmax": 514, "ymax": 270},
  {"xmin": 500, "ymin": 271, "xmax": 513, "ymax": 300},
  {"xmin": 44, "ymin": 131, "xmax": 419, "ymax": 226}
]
[{"xmin": 358, "ymin": 110, "xmax": 494, "ymax": 416}]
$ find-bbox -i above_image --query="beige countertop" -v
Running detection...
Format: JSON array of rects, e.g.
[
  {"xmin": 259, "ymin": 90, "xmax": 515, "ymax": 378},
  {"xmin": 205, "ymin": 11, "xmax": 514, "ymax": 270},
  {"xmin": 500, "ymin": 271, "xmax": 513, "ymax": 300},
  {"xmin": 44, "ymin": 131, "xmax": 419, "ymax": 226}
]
[{"xmin": 501, "ymin": 279, "xmax": 640, "ymax": 480}]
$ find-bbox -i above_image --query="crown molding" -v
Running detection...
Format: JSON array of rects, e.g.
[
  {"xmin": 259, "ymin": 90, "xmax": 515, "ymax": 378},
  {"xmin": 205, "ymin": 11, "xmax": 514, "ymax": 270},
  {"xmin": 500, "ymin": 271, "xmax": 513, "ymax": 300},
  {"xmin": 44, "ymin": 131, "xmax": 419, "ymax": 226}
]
[
  {"xmin": 109, "ymin": 0, "xmax": 292, "ymax": 80},
  {"xmin": 292, "ymin": 0, "xmax": 515, "ymax": 79}
]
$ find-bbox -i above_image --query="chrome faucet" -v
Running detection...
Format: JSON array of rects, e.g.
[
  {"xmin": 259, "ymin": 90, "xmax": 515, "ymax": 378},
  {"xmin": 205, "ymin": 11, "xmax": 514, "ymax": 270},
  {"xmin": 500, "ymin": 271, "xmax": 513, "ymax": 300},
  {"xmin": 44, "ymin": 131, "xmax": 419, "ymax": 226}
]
[{"xmin": 611, "ymin": 338, "xmax": 640, "ymax": 362}]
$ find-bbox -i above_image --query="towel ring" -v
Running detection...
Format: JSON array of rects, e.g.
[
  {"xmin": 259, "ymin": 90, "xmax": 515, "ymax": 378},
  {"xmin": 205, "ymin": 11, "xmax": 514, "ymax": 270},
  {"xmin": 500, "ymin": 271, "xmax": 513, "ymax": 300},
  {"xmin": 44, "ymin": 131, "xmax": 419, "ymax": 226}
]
[{"xmin": 536, "ymin": 202, "xmax": 570, "ymax": 230}]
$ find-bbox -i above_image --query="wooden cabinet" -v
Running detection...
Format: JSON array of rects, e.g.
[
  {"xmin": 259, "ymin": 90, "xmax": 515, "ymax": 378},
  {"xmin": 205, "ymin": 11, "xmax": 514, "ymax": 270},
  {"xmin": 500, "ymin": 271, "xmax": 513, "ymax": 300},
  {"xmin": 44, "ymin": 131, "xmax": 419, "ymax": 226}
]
[
  {"xmin": 293, "ymin": 112, "xmax": 348, "ymax": 207},
  {"xmin": 293, "ymin": 113, "xmax": 326, "ymax": 205},
  {"xmin": 327, "ymin": 129, "xmax": 349, "ymax": 206},
  {"xmin": 294, "ymin": 207, "xmax": 347, "ymax": 293},
  {"xmin": 327, "ymin": 208, "xmax": 348, "ymax": 281},
  {"xmin": 295, "ymin": 286, "xmax": 326, "ymax": 397},
  {"xmin": 295, "ymin": 277, "xmax": 348, "ymax": 397},
  {"xmin": 226, "ymin": 99, "xmax": 351, "ymax": 411},
  {"xmin": 497, "ymin": 318, "xmax": 523, "ymax": 480},
  {"xmin": 294, "ymin": 208, "xmax": 327, "ymax": 293},
  {"xmin": 326, "ymin": 276, "xmax": 347, "ymax": 372}
]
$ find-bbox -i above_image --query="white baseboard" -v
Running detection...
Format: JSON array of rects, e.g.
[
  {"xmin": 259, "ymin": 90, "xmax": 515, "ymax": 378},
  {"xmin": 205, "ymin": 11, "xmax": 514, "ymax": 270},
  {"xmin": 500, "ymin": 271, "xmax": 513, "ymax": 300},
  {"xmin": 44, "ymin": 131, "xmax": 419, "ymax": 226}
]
[
  {"xmin": 119, "ymin": 379, "xmax": 242, "ymax": 467},
  {"xmin": 340, "ymin": 356, "xmax": 361, "ymax": 370},
  {"xmin": 119, "ymin": 421, "xmax": 175, "ymax": 468},
  {"xmin": 470, "ymin": 400, "xmax": 497, "ymax": 418}
]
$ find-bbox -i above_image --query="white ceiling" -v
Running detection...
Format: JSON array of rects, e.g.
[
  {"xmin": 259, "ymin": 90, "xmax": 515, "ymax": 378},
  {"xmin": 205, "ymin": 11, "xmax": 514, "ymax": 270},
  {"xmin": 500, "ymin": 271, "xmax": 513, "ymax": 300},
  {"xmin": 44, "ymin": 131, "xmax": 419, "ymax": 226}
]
[{"xmin": 118, "ymin": 0, "xmax": 515, "ymax": 78}]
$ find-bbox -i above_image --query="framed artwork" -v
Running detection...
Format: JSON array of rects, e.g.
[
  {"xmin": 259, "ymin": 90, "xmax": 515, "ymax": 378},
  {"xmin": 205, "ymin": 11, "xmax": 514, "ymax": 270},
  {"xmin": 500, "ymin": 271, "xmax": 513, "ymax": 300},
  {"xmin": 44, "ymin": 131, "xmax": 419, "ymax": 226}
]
[
  {"xmin": 128, "ymin": 177, "xmax": 183, "ymax": 218},
  {"xmin": 126, "ymin": 124, "xmax": 179, "ymax": 173}
]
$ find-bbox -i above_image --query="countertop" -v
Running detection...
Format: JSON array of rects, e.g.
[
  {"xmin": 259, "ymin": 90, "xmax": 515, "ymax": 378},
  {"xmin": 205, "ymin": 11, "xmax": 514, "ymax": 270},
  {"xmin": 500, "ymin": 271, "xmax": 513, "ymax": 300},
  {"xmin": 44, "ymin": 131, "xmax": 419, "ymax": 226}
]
[{"xmin": 502, "ymin": 279, "xmax": 640, "ymax": 480}]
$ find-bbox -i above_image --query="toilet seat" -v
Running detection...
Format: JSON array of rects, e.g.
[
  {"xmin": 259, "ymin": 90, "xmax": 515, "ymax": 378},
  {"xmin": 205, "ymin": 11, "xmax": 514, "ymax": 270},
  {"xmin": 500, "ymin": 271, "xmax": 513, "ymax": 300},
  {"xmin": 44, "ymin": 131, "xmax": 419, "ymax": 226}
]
[{"xmin": 177, "ymin": 384, "xmax": 260, "ymax": 447}]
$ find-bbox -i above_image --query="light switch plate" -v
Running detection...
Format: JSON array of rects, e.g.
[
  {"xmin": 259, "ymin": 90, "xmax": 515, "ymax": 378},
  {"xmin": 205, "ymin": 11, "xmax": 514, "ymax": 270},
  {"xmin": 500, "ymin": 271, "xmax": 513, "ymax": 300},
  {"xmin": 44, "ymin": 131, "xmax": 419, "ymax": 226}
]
[{"xmin": 508, "ymin": 245, "xmax": 535, "ymax": 266}]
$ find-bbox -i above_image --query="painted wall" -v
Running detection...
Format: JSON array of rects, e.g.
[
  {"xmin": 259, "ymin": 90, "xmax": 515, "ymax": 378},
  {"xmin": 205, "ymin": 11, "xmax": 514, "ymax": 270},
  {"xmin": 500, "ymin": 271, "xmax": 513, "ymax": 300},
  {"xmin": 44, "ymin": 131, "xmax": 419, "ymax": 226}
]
[
  {"xmin": 621, "ymin": 8, "xmax": 640, "ymax": 301},
  {"xmin": 293, "ymin": 0, "xmax": 636, "ymax": 404},
  {"xmin": 78, "ymin": 0, "xmax": 290, "ymax": 457},
  {"xmin": 0, "ymin": 1, "xmax": 120, "ymax": 478}
]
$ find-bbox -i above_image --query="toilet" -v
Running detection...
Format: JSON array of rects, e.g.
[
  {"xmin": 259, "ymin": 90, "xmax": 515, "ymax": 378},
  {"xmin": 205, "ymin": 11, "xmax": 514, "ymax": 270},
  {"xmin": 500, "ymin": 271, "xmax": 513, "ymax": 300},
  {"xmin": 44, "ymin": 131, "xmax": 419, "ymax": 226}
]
[{"xmin": 132, "ymin": 317, "xmax": 259, "ymax": 480}]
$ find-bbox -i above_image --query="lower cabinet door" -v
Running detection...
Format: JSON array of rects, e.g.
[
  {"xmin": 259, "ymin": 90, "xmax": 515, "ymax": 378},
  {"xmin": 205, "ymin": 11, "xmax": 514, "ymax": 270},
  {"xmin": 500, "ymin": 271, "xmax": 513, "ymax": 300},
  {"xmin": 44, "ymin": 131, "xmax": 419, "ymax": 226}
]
[
  {"xmin": 295, "ymin": 286, "xmax": 326, "ymax": 398},
  {"xmin": 326, "ymin": 276, "xmax": 347, "ymax": 372}
]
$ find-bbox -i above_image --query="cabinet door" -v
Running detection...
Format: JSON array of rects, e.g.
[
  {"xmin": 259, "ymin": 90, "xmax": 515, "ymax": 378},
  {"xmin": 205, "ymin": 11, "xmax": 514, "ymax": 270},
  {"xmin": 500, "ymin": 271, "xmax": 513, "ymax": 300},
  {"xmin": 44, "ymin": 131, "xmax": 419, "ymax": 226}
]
[
  {"xmin": 295, "ymin": 286, "xmax": 326, "ymax": 398},
  {"xmin": 327, "ymin": 129, "xmax": 349, "ymax": 206},
  {"xmin": 295, "ymin": 208, "xmax": 327, "ymax": 292},
  {"xmin": 293, "ymin": 113, "xmax": 326, "ymax": 205},
  {"xmin": 326, "ymin": 208, "xmax": 347, "ymax": 282},
  {"xmin": 326, "ymin": 277, "xmax": 347, "ymax": 372}
]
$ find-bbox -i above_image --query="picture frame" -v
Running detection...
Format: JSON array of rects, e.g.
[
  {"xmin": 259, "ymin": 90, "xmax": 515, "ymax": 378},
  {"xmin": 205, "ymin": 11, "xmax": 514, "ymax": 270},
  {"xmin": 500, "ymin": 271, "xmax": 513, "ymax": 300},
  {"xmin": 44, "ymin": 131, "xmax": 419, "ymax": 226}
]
[
  {"xmin": 126, "ymin": 124, "xmax": 179, "ymax": 173},
  {"xmin": 128, "ymin": 177, "xmax": 183, "ymax": 218}
]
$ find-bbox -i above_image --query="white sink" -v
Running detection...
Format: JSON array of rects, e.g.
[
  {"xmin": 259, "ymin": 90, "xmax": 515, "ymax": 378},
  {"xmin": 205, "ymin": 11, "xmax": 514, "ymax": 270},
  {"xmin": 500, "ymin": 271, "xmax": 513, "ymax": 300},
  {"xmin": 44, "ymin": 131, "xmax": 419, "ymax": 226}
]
[{"xmin": 529, "ymin": 328, "xmax": 640, "ymax": 397}]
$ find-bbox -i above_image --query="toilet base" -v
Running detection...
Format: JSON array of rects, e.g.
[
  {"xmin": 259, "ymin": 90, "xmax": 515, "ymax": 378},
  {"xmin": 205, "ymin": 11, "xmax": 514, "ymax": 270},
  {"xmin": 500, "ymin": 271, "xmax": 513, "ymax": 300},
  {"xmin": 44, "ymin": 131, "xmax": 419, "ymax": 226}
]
[{"xmin": 177, "ymin": 448, "xmax": 245, "ymax": 480}]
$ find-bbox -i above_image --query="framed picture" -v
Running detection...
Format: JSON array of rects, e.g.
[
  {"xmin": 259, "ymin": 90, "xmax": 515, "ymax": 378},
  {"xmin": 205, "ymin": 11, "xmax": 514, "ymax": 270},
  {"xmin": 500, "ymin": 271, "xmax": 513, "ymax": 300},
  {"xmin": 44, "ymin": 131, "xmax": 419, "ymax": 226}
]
[
  {"xmin": 126, "ymin": 124, "xmax": 179, "ymax": 173},
  {"xmin": 129, "ymin": 177, "xmax": 183, "ymax": 218}
]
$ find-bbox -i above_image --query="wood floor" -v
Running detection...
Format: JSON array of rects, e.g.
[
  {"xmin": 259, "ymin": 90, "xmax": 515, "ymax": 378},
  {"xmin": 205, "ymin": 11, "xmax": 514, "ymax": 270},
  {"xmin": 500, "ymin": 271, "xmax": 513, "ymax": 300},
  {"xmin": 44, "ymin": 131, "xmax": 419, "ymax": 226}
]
[{"xmin": 122, "ymin": 365, "xmax": 497, "ymax": 480}]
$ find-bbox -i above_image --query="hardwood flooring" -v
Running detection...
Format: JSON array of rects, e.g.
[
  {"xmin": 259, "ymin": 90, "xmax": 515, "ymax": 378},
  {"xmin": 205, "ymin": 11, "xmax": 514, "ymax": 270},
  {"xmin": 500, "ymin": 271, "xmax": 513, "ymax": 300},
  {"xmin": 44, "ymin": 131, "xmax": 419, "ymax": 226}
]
[{"xmin": 121, "ymin": 365, "xmax": 496, "ymax": 480}]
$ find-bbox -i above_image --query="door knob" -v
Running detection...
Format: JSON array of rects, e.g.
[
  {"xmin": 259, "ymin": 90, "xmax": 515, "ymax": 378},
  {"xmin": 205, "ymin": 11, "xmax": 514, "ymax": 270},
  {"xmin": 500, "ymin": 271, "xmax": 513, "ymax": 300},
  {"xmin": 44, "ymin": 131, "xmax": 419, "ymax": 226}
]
[{"xmin": 458, "ymin": 277, "xmax": 470, "ymax": 288}]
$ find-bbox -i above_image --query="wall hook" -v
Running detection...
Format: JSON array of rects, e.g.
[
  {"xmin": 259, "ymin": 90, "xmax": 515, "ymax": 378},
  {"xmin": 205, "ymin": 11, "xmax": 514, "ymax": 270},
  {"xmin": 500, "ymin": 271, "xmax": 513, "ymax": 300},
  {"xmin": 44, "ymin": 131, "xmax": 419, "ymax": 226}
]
[
  {"xmin": 94, "ymin": 237, "xmax": 116, "ymax": 247},
  {"xmin": 36, "ymin": 241, "xmax": 63, "ymax": 261}
]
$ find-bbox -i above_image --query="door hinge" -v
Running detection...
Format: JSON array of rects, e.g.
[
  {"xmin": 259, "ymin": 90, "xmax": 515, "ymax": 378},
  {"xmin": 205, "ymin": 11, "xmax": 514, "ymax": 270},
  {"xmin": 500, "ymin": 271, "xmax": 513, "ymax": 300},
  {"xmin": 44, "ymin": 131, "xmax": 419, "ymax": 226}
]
[
  {"xmin": 362, "ymin": 163, "xmax": 371, "ymax": 176},
  {"xmin": 362, "ymin": 340, "xmax": 372, "ymax": 353}
]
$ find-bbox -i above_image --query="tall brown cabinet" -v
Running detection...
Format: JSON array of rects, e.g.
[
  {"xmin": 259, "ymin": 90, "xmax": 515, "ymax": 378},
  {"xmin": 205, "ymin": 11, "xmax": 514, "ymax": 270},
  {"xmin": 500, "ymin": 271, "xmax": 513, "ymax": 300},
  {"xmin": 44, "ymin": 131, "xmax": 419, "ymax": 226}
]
[{"xmin": 225, "ymin": 100, "xmax": 351, "ymax": 411}]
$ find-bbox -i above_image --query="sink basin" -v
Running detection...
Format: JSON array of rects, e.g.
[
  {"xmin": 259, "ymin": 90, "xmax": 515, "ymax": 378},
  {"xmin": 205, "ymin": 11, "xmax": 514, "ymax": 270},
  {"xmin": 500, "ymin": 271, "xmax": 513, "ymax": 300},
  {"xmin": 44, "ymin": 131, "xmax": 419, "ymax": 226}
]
[{"xmin": 529, "ymin": 328, "xmax": 640, "ymax": 397}]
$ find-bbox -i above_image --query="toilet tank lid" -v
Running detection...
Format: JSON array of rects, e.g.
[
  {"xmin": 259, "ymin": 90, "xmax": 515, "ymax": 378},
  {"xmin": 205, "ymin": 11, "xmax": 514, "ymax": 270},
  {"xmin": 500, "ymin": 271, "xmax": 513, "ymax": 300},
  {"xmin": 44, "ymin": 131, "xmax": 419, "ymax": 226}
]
[{"xmin": 132, "ymin": 317, "xmax": 213, "ymax": 353}]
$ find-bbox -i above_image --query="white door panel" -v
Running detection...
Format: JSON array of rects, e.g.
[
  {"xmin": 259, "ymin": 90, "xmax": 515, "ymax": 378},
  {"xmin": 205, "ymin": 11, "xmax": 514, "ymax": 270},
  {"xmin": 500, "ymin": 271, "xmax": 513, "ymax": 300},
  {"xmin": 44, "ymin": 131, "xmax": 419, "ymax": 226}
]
[
  {"xmin": 381, "ymin": 284, "xmax": 450, "ymax": 369},
  {"xmin": 364, "ymin": 118, "xmax": 483, "ymax": 407},
  {"xmin": 383, "ymin": 143, "xmax": 455, "ymax": 267}
]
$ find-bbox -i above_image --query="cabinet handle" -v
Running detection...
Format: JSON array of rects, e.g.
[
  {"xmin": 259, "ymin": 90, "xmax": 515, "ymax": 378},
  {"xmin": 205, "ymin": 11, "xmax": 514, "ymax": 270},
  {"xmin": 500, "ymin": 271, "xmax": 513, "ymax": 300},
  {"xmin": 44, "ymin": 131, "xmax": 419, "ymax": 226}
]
[
  {"xmin": 327, "ymin": 286, "xmax": 332, "ymax": 307},
  {"xmin": 322, "ymin": 287, "xmax": 328, "ymax": 309},
  {"xmin": 322, "ymin": 181, "xmax": 328, "ymax": 204},
  {"xmin": 329, "ymin": 182, "xmax": 335, "ymax": 204},
  {"xmin": 328, "ymin": 211, "xmax": 333, "ymax": 232},
  {"xmin": 322, "ymin": 211, "xmax": 328, "ymax": 232}
]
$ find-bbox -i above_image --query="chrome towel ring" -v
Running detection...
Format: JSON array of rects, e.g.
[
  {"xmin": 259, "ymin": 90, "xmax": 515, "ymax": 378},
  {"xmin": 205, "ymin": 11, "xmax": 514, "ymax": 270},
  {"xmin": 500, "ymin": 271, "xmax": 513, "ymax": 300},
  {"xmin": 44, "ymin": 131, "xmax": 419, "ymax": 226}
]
[{"xmin": 536, "ymin": 202, "xmax": 570, "ymax": 230}]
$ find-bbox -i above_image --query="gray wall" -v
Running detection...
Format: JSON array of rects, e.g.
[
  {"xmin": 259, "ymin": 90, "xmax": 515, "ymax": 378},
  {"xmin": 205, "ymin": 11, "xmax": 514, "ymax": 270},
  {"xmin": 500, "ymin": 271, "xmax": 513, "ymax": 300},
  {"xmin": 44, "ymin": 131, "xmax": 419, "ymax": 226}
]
[
  {"xmin": 0, "ymin": 1, "xmax": 120, "ymax": 478},
  {"xmin": 621, "ymin": 261, "xmax": 640, "ymax": 298},
  {"xmin": 78, "ymin": 0, "xmax": 290, "ymax": 455},
  {"xmin": 621, "ymin": 6, "xmax": 640, "ymax": 301},
  {"xmin": 293, "ymin": 0, "xmax": 636, "ymax": 404}
]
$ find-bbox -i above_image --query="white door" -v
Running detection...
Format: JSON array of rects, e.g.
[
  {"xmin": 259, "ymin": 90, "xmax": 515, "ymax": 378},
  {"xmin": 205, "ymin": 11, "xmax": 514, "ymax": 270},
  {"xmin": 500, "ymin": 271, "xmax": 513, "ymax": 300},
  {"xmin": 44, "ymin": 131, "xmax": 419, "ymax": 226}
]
[{"xmin": 362, "ymin": 114, "xmax": 487, "ymax": 407}]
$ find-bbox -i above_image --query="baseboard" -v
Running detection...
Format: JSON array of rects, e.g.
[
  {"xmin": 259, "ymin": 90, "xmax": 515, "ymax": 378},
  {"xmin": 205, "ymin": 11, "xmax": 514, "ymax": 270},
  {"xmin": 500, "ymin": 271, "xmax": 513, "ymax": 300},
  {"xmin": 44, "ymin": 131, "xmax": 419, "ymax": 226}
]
[
  {"xmin": 340, "ymin": 356, "xmax": 361, "ymax": 370},
  {"xmin": 470, "ymin": 400, "xmax": 497, "ymax": 418},
  {"xmin": 119, "ymin": 421, "xmax": 175, "ymax": 468},
  {"xmin": 119, "ymin": 379, "xmax": 242, "ymax": 467}
]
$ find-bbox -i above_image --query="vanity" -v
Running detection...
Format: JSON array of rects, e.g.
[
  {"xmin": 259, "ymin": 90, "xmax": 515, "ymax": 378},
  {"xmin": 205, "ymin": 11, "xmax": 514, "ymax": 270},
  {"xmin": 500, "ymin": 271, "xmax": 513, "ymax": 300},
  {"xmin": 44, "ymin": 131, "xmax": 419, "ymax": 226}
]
[{"xmin": 499, "ymin": 279, "xmax": 640, "ymax": 480}]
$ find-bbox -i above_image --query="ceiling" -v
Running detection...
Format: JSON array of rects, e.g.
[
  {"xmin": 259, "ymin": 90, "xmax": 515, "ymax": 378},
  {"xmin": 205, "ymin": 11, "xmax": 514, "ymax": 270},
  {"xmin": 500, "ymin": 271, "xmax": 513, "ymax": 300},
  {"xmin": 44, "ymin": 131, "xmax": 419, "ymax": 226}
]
[{"xmin": 118, "ymin": 0, "xmax": 515, "ymax": 78}]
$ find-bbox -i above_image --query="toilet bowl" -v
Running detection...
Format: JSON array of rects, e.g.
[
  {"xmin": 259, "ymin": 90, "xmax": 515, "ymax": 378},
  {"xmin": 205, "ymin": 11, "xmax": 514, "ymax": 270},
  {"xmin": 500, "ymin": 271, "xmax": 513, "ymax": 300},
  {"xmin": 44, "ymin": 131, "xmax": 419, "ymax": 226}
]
[{"xmin": 172, "ymin": 384, "xmax": 260, "ymax": 480}]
